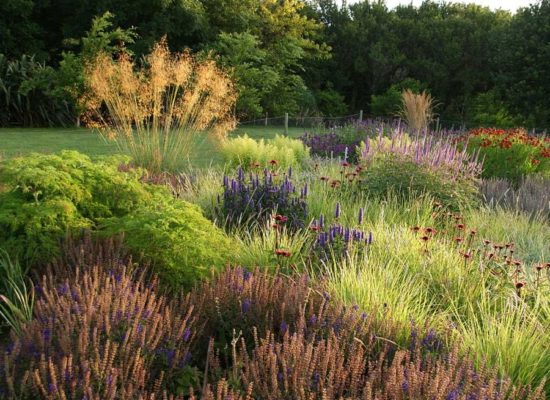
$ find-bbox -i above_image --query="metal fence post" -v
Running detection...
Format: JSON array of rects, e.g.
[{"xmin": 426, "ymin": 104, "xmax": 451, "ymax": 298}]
[
  {"xmin": 284, "ymin": 113, "xmax": 289, "ymax": 136},
  {"xmin": 359, "ymin": 109, "xmax": 363, "ymax": 122}
]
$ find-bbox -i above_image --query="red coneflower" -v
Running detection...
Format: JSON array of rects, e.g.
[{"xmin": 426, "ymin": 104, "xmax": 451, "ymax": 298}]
[
  {"xmin": 483, "ymin": 239, "xmax": 491, "ymax": 246},
  {"xmin": 320, "ymin": 176, "xmax": 329, "ymax": 181},
  {"xmin": 425, "ymin": 227, "xmax": 437, "ymax": 235},
  {"xmin": 341, "ymin": 161, "xmax": 351, "ymax": 167},
  {"xmin": 460, "ymin": 251, "xmax": 471, "ymax": 259},
  {"xmin": 420, "ymin": 235, "xmax": 430, "ymax": 242},
  {"xmin": 275, "ymin": 214, "xmax": 288, "ymax": 223},
  {"xmin": 454, "ymin": 237, "xmax": 463, "ymax": 243},
  {"xmin": 536, "ymin": 263, "xmax": 544, "ymax": 271},
  {"xmin": 515, "ymin": 281, "xmax": 525, "ymax": 289},
  {"xmin": 309, "ymin": 225, "xmax": 321, "ymax": 232},
  {"xmin": 269, "ymin": 159, "xmax": 278, "ymax": 165},
  {"xmin": 469, "ymin": 230, "xmax": 477, "ymax": 236},
  {"xmin": 411, "ymin": 226, "xmax": 421, "ymax": 232},
  {"xmin": 275, "ymin": 249, "xmax": 292, "ymax": 257},
  {"xmin": 272, "ymin": 223, "xmax": 280, "ymax": 229},
  {"xmin": 250, "ymin": 161, "xmax": 261, "ymax": 168},
  {"xmin": 456, "ymin": 224, "xmax": 465, "ymax": 230}
]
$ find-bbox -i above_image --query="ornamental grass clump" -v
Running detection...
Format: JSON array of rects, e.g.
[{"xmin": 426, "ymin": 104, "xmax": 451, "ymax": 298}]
[
  {"xmin": 309, "ymin": 206, "xmax": 373, "ymax": 262},
  {"xmin": 84, "ymin": 39, "xmax": 236, "ymax": 173},
  {"xmin": 1, "ymin": 264, "xmax": 196, "ymax": 399},
  {"xmin": 399, "ymin": 89, "xmax": 436, "ymax": 132},
  {"xmin": 194, "ymin": 268, "xmax": 544, "ymax": 400},
  {"xmin": 360, "ymin": 128, "xmax": 482, "ymax": 182},
  {"xmin": 358, "ymin": 128, "xmax": 482, "ymax": 210},
  {"xmin": 216, "ymin": 165, "xmax": 308, "ymax": 230},
  {"xmin": 480, "ymin": 176, "xmax": 550, "ymax": 217},
  {"xmin": 2, "ymin": 262, "xmax": 545, "ymax": 399}
]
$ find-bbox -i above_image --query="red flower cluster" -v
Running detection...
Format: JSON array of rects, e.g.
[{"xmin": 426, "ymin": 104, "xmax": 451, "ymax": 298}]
[
  {"xmin": 465, "ymin": 127, "xmax": 548, "ymax": 154},
  {"xmin": 275, "ymin": 249, "xmax": 292, "ymax": 257}
]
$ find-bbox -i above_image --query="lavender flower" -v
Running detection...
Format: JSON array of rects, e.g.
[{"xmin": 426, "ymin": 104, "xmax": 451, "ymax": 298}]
[
  {"xmin": 280, "ymin": 321, "xmax": 288, "ymax": 335},
  {"xmin": 217, "ymin": 166, "xmax": 308, "ymax": 230},
  {"xmin": 241, "ymin": 299, "xmax": 251, "ymax": 313}
]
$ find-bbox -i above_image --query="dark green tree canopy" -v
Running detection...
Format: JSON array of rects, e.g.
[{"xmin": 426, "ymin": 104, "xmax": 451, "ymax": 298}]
[{"xmin": 1, "ymin": 0, "xmax": 549, "ymax": 128}]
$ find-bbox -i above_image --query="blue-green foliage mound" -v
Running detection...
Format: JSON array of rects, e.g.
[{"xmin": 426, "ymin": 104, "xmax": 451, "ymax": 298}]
[{"xmin": 0, "ymin": 151, "xmax": 232, "ymax": 287}]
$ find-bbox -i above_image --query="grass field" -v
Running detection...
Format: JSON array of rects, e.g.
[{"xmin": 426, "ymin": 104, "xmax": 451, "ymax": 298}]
[{"xmin": 0, "ymin": 125, "xmax": 306, "ymax": 166}]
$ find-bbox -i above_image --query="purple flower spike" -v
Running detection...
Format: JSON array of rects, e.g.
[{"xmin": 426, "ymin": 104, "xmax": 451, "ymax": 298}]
[
  {"xmin": 241, "ymin": 299, "xmax": 251, "ymax": 314},
  {"xmin": 182, "ymin": 328, "xmax": 191, "ymax": 342}
]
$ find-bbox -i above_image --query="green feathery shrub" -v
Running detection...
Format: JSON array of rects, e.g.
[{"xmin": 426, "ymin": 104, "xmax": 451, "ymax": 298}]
[
  {"xmin": 101, "ymin": 199, "xmax": 233, "ymax": 289},
  {"xmin": 0, "ymin": 150, "xmax": 232, "ymax": 287},
  {"xmin": 221, "ymin": 134, "xmax": 310, "ymax": 170}
]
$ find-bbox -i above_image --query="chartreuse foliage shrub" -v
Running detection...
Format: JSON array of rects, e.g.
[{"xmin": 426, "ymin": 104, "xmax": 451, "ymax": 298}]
[
  {"xmin": 0, "ymin": 151, "xmax": 232, "ymax": 287},
  {"xmin": 221, "ymin": 134, "xmax": 309, "ymax": 170},
  {"xmin": 101, "ymin": 199, "xmax": 232, "ymax": 289}
]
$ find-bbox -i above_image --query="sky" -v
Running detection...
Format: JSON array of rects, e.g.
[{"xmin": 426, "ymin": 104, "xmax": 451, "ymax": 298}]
[{"xmin": 343, "ymin": 0, "xmax": 537, "ymax": 12}]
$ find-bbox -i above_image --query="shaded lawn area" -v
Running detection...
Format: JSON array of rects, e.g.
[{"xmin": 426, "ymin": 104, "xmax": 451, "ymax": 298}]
[{"xmin": 0, "ymin": 126, "xmax": 306, "ymax": 167}]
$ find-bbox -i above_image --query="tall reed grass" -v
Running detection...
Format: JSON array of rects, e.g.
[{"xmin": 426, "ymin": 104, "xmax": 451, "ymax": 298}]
[
  {"xmin": 84, "ymin": 39, "xmax": 236, "ymax": 173},
  {"xmin": 399, "ymin": 89, "xmax": 436, "ymax": 132}
]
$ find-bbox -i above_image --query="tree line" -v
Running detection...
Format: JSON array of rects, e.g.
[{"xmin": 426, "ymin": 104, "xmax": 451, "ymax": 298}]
[{"xmin": 1, "ymin": 0, "xmax": 549, "ymax": 128}]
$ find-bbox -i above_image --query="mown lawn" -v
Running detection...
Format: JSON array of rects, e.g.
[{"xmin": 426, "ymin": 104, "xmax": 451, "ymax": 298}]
[{"xmin": 0, "ymin": 125, "xmax": 306, "ymax": 166}]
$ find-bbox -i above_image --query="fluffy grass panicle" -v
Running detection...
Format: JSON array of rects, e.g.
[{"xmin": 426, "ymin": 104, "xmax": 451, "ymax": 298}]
[
  {"xmin": 399, "ymin": 89, "xmax": 436, "ymax": 132},
  {"xmin": 84, "ymin": 39, "xmax": 237, "ymax": 173}
]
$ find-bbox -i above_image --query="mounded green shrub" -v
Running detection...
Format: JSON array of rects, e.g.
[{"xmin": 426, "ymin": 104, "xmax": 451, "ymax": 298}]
[
  {"xmin": 360, "ymin": 155, "xmax": 479, "ymax": 210},
  {"xmin": 101, "ymin": 198, "xmax": 233, "ymax": 289},
  {"xmin": 0, "ymin": 150, "xmax": 233, "ymax": 287},
  {"xmin": 221, "ymin": 134, "xmax": 310, "ymax": 170}
]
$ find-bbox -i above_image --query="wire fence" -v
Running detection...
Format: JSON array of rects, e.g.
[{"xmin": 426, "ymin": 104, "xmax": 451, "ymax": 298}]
[
  {"xmin": 236, "ymin": 112, "xmax": 549, "ymax": 136},
  {"xmin": 237, "ymin": 113, "xmax": 361, "ymax": 129}
]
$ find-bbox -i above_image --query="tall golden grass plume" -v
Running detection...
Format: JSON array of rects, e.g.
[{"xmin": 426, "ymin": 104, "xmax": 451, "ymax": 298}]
[
  {"xmin": 399, "ymin": 89, "xmax": 436, "ymax": 132},
  {"xmin": 84, "ymin": 38, "xmax": 237, "ymax": 172}
]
